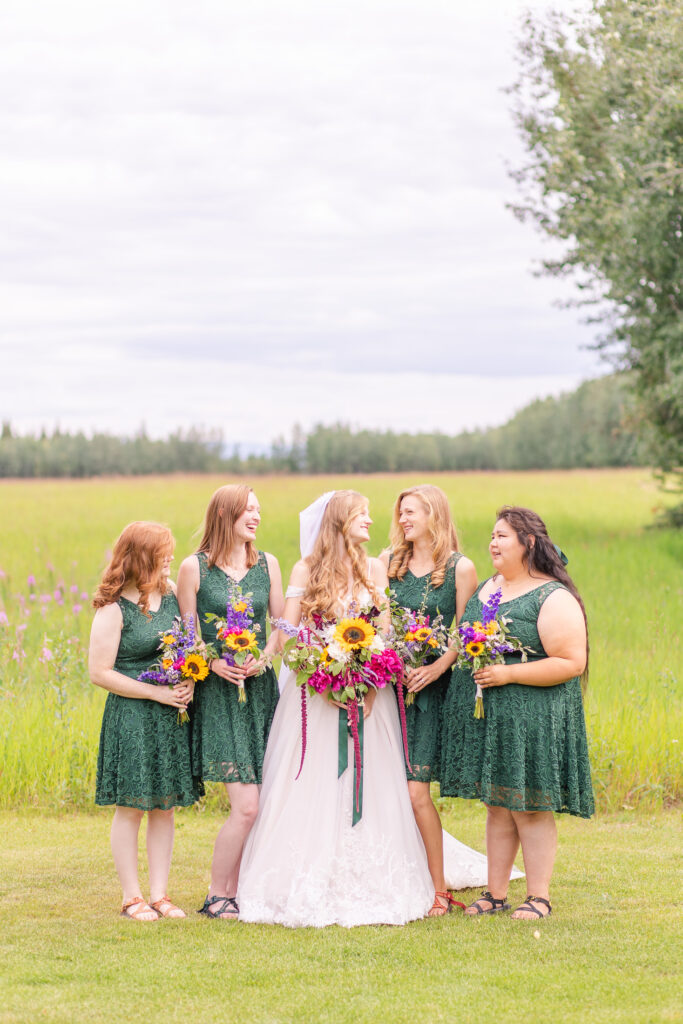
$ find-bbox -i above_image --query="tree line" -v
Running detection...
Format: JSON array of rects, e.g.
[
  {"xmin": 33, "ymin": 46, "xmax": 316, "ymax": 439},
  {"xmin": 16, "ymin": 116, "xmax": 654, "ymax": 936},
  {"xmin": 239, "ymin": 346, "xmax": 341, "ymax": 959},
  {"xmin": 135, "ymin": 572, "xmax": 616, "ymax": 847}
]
[{"xmin": 0, "ymin": 373, "xmax": 647, "ymax": 478}]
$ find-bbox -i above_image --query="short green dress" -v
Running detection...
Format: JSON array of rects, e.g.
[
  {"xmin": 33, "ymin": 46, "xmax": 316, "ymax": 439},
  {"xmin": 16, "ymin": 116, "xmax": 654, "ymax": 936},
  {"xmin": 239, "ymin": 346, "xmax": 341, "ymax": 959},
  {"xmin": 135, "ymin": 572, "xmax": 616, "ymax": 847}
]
[
  {"xmin": 440, "ymin": 580, "xmax": 594, "ymax": 817},
  {"xmin": 191, "ymin": 551, "xmax": 279, "ymax": 784},
  {"xmin": 95, "ymin": 592, "xmax": 202, "ymax": 810},
  {"xmin": 389, "ymin": 553, "xmax": 461, "ymax": 783}
]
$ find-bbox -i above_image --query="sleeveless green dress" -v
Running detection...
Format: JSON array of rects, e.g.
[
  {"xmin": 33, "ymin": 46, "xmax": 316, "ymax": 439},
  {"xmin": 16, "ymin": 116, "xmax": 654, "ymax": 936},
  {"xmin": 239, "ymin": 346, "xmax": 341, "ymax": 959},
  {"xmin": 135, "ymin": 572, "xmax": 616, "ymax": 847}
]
[
  {"xmin": 440, "ymin": 580, "xmax": 594, "ymax": 817},
  {"xmin": 389, "ymin": 553, "xmax": 460, "ymax": 782},
  {"xmin": 95, "ymin": 592, "xmax": 202, "ymax": 810},
  {"xmin": 191, "ymin": 551, "xmax": 279, "ymax": 784}
]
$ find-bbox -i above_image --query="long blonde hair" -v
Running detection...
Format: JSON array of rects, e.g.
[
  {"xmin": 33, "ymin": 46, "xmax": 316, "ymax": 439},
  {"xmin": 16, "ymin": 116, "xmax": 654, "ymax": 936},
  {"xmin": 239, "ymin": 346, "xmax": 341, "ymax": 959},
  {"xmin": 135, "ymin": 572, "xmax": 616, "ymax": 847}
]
[
  {"xmin": 388, "ymin": 484, "xmax": 459, "ymax": 587},
  {"xmin": 301, "ymin": 490, "xmax": 379, "ymax": 622},
  {"xmin": 197, "ymin": 484, "xmax": 258, "ymax": 569}
]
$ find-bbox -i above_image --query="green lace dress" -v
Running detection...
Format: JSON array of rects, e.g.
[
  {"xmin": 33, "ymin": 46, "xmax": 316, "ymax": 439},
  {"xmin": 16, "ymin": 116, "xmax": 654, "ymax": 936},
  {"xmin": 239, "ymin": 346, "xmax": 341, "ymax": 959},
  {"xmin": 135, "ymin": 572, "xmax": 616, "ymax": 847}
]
[
  {"xmin": 191, "ymin": 551, "xmax": 279, "ymax": 784},
  {"xmin": 389, "ymin": 554, "xmax": 461, "ymax": 782},
  {"xmin": 440, "ymin": 580, "xmax": 594, "ymax": 817},
  {"xmin": 95, "ymin": 593, "xmax": 202, "ymax": 810}
]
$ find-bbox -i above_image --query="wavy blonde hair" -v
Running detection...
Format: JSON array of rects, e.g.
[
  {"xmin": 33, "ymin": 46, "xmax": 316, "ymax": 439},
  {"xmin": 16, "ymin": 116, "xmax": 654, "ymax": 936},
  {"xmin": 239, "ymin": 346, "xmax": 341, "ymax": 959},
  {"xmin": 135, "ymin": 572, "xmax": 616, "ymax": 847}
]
[
  {"xmin": 198, "ymin": 484, "xmax": 258, "ymax": 569},
  {"xmin": 93, "ymin": 522, "xmax": 174, "ymax": 617},
  {"xmin": 301, "ymin": 490, "xmax": 379, "ymax": 622},
  {"xmin": 388, "ymin": 484, "xmax": 459, "ymax": 588}
]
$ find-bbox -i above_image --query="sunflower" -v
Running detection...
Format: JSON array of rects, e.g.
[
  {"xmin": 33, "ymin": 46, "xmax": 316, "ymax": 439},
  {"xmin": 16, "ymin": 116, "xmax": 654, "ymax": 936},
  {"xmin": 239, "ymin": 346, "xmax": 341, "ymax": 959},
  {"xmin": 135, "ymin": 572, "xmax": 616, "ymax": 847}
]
[
  {"xmin": 413, "ymin": 627, "xmax": 433, "ymax": 643},
  {"xmin": 181, "ymin": 654, "xmax": 210, "ymax": 681},
  {"xmin": 224, "ymin": 630, "xmax": 257, "ymax": 652},
  {"xmin": 465, "ymin": 641, "xmax": 485, "ymax": 658},
  {"xmin": 333, "ymin": 617, "xmax": 376, "ymax": 651}
]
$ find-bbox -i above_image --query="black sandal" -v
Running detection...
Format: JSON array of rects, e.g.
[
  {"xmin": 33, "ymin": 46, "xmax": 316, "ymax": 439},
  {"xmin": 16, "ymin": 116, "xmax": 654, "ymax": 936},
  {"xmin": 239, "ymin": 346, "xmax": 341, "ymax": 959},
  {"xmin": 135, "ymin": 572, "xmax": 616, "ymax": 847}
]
[
  {"xmin": 198, "ymin": 894, "xmax": 239, "ymax": 919},
  {"xmin": 465, "ymin": 890, "xmax": 510, "ymax": 915},
  {"xmin": 511, "ymin": 895, "xmax": 552, "ymax": 920}
]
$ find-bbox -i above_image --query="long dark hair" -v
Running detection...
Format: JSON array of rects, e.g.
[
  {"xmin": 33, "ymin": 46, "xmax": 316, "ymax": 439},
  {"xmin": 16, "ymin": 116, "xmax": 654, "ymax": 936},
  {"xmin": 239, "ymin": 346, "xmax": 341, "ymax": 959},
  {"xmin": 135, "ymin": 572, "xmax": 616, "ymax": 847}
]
[{"xmin": 496, "ymin": 505, "xmax": 589, "ymax": 683}]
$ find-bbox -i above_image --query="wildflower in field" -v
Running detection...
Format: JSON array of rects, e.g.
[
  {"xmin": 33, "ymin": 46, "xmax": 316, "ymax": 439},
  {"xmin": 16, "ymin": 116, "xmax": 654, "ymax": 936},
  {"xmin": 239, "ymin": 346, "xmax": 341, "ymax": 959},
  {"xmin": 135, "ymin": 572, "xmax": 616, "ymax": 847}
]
[
  {"xmin": 27, "ymin": 575, "xmax": 36, "ymax": 587},
  {"xmin": 0, "ymin": 610, "xmax": 8, "ymax": 626}
]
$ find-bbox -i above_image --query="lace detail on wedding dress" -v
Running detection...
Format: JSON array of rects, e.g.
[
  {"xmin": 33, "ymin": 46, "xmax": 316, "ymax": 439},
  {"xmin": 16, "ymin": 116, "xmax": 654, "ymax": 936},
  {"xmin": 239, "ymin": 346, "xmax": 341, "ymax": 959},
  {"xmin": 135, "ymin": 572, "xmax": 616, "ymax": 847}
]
[{"xmin": 285, "ymin": 585, "xmax": 306, "ymax": 598}]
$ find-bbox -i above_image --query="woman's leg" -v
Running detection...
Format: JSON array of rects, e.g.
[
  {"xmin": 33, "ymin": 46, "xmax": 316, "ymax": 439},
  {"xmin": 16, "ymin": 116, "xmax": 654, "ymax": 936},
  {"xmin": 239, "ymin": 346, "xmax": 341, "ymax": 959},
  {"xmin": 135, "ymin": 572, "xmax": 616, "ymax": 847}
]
[
  {"xmin": 208, "ymin": 782, "xmax": 259, "ymax": 899},
  {"xmin": 146, "ymin": 808, "xmax": 176, "ymax": 905},
  {"xmin": 465, "ymin": 804, "xmax": 519, "ymax": 914},
  {"xmin": 510, "ymin": 809, "xmax": 557, "ymax": 918},
  {"xmin": 408, "ymin": 781, "xmax": 446, "ymax": 913},
  {"xmin": 111, "ymin": 806, "xmax": 157, "ymax": 918}
]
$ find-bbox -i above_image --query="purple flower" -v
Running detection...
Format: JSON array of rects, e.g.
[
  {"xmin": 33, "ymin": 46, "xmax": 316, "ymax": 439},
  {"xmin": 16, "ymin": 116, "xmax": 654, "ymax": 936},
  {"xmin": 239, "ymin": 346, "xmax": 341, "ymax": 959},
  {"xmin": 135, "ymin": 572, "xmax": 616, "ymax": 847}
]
[{"xmin": 481, "ymin": 589, "xmax": 502, "ymax": 626}]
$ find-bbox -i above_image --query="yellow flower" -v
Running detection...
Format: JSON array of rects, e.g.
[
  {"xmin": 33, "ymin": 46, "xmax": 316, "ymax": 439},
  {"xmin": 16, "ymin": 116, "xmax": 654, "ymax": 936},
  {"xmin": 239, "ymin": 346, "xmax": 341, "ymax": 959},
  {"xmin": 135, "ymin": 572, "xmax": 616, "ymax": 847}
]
[
  {"xmin": 485, "ymin": 622, "xmax": 499, "ymax": 636},
  {"xmin": 224, "ymin": 630, "xmax": 257, "ymax": 652},
  {"xmin": 427, "ymin": 637, "xmax": 438, "ymax": 648},
  {"xmin": 413, "ymin": 627, "xmax": 433, "ymax": 643},
  {"xmin": 333, "ymin": 617, "xmax": 376, "ymax": 651},
  {"xmin": 181, "ymin": 654, "xmax": 209, "ymax": 681},
  {"xmin": 161, "ymin": 634, "xmax": 176, "ymax": 645},
  {"xmin": 472, "ymin": 622, "xmax": 483, "ymax": 632},
  {"xmin": 162, "ymin": 657, "xmax": 174, "ymax": 671},
  {"xmin": 466, "ymin": 641, "xmax": 485, "ymax": 658},
  {"xmin": 233, "ymin": 600, "xmax": 248, "ymax": 613}
]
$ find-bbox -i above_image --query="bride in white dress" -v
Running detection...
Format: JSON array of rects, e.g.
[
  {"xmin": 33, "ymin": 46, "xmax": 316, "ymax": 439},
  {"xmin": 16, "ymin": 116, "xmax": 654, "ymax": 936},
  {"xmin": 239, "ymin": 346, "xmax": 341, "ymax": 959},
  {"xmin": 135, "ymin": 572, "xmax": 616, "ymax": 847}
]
[{"xmin": 237, "ymin": 490, "xmax": 434, "ymax": 927}]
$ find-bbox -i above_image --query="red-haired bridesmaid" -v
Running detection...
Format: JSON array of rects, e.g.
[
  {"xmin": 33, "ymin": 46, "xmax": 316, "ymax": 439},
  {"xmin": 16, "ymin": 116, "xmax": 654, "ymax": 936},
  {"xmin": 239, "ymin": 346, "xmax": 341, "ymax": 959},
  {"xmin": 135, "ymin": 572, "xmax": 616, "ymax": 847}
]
[
  {"xmin": 178, "ymin": 485, "xmax": 284, "ymax": 919},
  {"xmin": 90, "ymin": 522, "xmax": 201, "ymax": 921}
]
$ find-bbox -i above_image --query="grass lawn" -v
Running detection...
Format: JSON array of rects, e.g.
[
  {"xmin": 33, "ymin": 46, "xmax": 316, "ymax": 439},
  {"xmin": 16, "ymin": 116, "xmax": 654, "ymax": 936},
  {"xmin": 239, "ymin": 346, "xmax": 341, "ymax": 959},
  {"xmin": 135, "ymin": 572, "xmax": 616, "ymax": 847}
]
[{"xmin": 2, "ymin": 802, "xmax": 680, "ymax": 1024}]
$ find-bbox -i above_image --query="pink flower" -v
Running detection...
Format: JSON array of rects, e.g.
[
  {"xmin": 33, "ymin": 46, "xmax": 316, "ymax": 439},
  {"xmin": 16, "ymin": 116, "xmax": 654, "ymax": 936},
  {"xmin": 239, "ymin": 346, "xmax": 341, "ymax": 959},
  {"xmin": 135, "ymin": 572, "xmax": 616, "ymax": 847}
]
[
  {"xmin": 172, "ymin": 657, "xmax": 185, "ymax": 670},
  {"xmin": 72, "ymin": 604, "xmax": 82, "ymax": 614},
  {"xmin": 0, "ymin": 611, "xmax": 8, "ymax": 626},
  {"xmin": 80, "ymin": 592, "xmax": 88, "ymax": 601},
  {"xmin": 27, "ymin": 575, "xmax": 36, "ymax": 587},
  {"xmin": 39, "ymin": 645, "xmax": 53, "ymax": 664},
  {"xmin": 70, "ymin": 584, "xmax": 79, "ymax": 595}
]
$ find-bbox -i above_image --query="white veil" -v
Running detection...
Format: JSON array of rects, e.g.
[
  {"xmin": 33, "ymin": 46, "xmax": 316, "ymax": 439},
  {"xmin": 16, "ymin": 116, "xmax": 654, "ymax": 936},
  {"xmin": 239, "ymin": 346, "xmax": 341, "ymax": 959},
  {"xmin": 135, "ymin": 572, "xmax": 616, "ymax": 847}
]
[
  {"xmin": 277, "ymin": 491, "xmax": 336, "ymax": 694},
  {"xmin": 299, "ymin": 491, "xmax": 336, "ymax": 558}
]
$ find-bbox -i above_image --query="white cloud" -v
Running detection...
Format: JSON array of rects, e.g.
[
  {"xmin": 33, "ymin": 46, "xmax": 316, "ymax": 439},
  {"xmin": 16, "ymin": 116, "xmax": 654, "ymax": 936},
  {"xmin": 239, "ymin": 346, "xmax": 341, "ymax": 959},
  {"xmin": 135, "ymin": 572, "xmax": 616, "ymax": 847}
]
[{"xmin": 1, "ymin": 0, "xmax": 602, "ymax": 439}]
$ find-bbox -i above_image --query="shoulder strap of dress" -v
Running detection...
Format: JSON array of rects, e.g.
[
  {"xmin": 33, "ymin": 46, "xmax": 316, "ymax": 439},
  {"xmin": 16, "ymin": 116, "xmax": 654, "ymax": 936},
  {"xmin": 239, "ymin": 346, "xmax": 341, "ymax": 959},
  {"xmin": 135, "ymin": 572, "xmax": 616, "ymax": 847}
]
[
  {"xmin": 533, "ymin": 580, "xmax": 566, "ymax": 610},
  {"xmin": 257, "ymin": 550, "xmax": 270, "ymax": 579},
  {"xmin": 196, "ymin": 551, "xmax": 209, "ymax": 581}
]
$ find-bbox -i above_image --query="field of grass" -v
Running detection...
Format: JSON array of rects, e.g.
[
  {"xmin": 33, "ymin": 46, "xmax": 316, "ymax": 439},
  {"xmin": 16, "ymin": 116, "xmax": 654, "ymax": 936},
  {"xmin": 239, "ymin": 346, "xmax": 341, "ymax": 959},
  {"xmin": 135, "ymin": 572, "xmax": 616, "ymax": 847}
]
[
  {"xmin": 0, "ymin": 469, "xmax": 681, "ymax": 811},
  {"xmin": 1, "ymin": 801, "xmax": 681, "ymax": 1024}
]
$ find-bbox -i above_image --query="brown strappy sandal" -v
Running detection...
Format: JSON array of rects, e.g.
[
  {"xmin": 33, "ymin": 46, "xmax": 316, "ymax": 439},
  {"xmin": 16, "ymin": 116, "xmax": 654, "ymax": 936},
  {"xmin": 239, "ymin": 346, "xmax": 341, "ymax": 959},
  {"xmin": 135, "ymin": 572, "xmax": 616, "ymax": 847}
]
[
  {"xmin": 150, "ymin": 895, "xmax": 186, "ymax": 919},
  {"xmin": 120, "ymin": 897, "xmax": 159, "ymax": 921},
  {"xmin": 464, "ymin": 890, "xmax": 510, "ymax": 915},
  {"xmin": 510, "ymin": 895, "xmax": 552, "ymax": 920},
  {"xmin": 428, "ymin": 890, "xmax": 467, "ymax": 916}
]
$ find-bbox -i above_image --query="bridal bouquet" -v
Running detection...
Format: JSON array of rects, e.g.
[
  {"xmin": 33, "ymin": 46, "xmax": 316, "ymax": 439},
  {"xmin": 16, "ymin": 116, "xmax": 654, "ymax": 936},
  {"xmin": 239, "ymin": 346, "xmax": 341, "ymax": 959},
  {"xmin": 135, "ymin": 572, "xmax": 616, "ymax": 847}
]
[
  {"xmin": 204, "ymin": 585, "xmax": 265, "ymax": 704},
  {"xmin": 455, "ymin": 589, "xmax": 534, "ymax": 719},
  {"xmin": 277, "ymin": 603, "xmax": 406, "ymax": 821},
  {"xmin": 139, "ymin": 615, "xmax": 210, "ymax": 723},
  {"xmin": 388, "ymin": 594, "xmax": 450, "ymax": 705}
]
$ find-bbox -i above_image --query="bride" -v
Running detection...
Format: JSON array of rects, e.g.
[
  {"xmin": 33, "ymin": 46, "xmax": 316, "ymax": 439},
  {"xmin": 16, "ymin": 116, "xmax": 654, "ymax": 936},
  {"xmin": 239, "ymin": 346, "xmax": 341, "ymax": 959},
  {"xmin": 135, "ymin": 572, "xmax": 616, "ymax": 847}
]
[{"xmin": 237, "ymin": 490, "xmax": 434, "ymax": 927}]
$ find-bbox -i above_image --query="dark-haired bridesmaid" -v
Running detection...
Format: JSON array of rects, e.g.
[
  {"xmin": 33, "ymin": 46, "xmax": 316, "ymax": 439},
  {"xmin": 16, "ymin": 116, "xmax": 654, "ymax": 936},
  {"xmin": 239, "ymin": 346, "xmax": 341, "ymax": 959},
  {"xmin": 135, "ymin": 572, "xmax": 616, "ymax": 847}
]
[
  {"xmin": 177, "ymin": 484, "xmax": 283, "ymax": 919},
  {"xmin": 89, "ymin": 521, "xmax": 200, "ymax": 921},
  {"xmin": 440, "ymin": 506, "xmax": 594, "ymax": 920}
]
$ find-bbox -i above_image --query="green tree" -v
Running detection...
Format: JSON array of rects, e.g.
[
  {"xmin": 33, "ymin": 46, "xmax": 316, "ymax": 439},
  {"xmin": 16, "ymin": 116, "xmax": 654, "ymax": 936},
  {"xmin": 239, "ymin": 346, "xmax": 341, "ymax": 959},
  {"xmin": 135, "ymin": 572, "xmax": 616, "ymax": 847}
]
[{"xmin": 508, "ymin": 0, "xmax": 682, "ymax": 521}]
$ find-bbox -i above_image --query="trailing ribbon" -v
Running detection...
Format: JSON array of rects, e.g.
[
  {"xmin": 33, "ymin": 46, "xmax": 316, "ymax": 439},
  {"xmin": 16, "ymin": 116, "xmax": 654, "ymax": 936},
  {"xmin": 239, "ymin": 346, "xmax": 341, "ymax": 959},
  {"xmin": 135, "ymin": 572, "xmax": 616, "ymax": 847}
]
[{"xmin": 338, "ymin": 703, "xmax": 364, "ymax": 826}]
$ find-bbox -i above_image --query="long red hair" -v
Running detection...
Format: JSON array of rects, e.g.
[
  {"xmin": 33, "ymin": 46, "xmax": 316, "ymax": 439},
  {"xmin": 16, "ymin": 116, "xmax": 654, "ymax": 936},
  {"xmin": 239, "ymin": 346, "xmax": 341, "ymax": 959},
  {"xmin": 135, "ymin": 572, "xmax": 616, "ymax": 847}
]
[
  {"xmin": 197, "ymin": 484, "xmax": 258, "ymax": 569},
  {"xmin": 93, "ymin": 521, "xmax": 174, "ymax": 617}
]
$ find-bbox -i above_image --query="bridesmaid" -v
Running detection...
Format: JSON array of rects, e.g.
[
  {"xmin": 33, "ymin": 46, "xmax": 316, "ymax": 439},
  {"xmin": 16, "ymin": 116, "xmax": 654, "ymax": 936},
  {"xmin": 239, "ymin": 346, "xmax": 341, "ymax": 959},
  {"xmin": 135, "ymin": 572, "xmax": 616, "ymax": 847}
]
[
  {"xmin": 177, "ymin": 484, "xmax": 284, "ymax": 919},
  {"xmin": 440, "ymin": 506, "xmax": 594, "ymax": 919},
  {"xmin": 89, "ymin": 521, "xmax": 200, "ymax": 921},
  {"xmin": 380, "ymin": 485, "xmax": 477, "ymax": 916}
]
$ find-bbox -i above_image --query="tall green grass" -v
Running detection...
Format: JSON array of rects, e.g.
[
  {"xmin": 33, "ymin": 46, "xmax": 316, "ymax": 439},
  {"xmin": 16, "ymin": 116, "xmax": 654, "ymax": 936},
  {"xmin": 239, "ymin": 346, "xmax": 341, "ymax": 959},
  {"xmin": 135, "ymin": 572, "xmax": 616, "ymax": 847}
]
[{"xmin": 1, "ymin": 469, "xmax": 680, "ymax": 811}]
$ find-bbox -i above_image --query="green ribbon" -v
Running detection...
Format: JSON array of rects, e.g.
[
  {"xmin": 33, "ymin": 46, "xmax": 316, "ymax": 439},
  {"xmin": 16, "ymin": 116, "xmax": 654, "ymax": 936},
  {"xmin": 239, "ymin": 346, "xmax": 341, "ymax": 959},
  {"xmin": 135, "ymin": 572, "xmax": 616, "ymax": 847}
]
[{"xmin": 338, "ymin": 705, "xmax": 364, "ymax": 826}]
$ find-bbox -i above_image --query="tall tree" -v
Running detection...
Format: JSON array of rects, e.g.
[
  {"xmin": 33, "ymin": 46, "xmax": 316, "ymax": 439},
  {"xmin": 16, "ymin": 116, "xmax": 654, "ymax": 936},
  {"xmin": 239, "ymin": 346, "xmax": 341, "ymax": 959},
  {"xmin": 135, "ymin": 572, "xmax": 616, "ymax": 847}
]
[{"xmin": 508, "ymin": 0, "xmax": 682, "ymax": 522}]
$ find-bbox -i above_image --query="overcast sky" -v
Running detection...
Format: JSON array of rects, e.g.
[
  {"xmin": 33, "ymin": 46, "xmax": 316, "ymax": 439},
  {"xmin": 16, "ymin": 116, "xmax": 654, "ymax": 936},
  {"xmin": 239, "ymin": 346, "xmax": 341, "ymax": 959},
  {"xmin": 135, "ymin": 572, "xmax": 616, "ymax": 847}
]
[{"xmin": 1, "ymin": 0, "xmax": 600, "ymax": 447}]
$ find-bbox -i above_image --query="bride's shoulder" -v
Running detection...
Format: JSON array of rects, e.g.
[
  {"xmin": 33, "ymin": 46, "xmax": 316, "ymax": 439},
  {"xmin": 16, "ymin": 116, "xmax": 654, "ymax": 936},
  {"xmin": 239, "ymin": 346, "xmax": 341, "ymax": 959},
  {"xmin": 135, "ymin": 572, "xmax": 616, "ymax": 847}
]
[
  {"xmin": 288, "ymin": 558, "xmax": 311, "ymax": 589},
  {"xmin": 367, "ymin": 556, "xmax": 389, "ymax": 587}
]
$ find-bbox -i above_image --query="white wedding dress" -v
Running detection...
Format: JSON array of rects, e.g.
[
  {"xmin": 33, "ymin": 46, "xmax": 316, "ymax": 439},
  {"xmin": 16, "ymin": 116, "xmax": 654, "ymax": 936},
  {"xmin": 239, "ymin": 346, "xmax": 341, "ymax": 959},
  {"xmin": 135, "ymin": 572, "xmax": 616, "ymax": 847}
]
[{"xmin": 238, "ymin": 663, "xmax": 435, "ymax": 927}]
